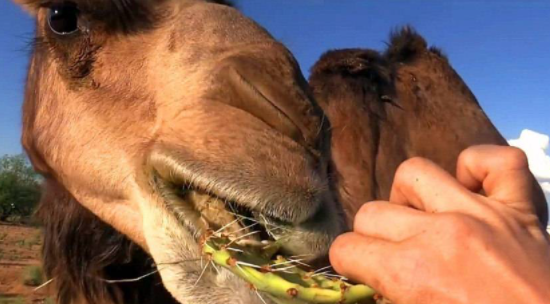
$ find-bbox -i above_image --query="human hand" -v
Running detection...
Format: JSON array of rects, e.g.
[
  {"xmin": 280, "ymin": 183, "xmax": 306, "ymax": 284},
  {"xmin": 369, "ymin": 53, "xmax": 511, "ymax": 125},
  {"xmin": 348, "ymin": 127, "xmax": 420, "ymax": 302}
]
[{"xmin": 330, "ymin": 145, "xmax": 550, "ymax": 304}]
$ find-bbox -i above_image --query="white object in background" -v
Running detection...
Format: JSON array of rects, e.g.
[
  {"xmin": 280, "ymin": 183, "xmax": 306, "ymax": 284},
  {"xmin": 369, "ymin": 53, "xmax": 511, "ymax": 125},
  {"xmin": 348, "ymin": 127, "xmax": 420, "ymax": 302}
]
[
  {"xmin": 508, "ymin": 129, "xmax": 550, "ymax": 219},
  {"xmin": 508, "ymin": 129, "xmax": 550, "ymax": 180}
]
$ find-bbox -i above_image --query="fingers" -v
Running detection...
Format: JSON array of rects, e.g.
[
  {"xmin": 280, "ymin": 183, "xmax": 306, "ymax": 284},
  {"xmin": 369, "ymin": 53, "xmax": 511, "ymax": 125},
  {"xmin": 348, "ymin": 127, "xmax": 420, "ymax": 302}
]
[
  {"xmin": 389, "ymin": 157, "xmax": 481, "ymax": 214},
  {"xmin": 456, "ymin": 145, "xmax": 548, "ymax": 224},
  {"xmin": 329, "ymin": 232, "xmax": 396, "ymax": 292},
  {"xmin": 354, "ymin": 201, "xmax": 432, "ymax": 242}
]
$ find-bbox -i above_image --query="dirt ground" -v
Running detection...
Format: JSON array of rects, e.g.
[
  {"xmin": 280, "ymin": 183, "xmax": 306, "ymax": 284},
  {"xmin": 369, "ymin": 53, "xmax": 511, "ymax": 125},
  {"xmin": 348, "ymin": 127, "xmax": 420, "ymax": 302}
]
[{"xmin": 0, "ymin": 223, "xmax": 53, "ymax": 304}]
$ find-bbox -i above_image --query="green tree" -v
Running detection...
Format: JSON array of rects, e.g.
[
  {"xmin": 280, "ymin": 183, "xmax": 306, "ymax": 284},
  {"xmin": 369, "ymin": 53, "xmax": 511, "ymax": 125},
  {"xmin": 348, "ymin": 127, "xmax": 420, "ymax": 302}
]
[{"xmin": 0, "ymin": 154, "xmax": 41, "ymax": 221}]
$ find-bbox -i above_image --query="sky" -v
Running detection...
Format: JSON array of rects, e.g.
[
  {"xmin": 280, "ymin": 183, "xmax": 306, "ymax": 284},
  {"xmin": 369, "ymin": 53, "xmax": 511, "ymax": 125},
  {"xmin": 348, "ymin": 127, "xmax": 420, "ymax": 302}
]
[
  {"xmin": 0, "ymin": 1, "xmax": 549, "ymax": 201},
  {"xmin": 1, "ymin": 0, "xmax": 550, "ymax": 155}
]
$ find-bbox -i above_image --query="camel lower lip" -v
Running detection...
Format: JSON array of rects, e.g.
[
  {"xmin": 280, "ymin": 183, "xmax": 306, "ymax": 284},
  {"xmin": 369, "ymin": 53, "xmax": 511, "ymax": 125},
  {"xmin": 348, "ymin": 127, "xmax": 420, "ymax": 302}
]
[{"xmin": 147, "ymin": 173, "xmax": 340, "ymax": 304}]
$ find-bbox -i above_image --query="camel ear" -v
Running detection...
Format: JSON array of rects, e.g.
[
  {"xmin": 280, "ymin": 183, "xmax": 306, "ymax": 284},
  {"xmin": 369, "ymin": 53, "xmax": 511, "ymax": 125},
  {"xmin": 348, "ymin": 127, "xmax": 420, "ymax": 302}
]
[
  {"xmin": 209, "ymin": 0, "xmax": 237, "ymax": 7},
  {"xmin": 384, "ymin": 26, "xmax": 428, "ymax": 63},
  {"xmin": 11, "ymin": 0, "xmax": 40, "ymax": 15}
]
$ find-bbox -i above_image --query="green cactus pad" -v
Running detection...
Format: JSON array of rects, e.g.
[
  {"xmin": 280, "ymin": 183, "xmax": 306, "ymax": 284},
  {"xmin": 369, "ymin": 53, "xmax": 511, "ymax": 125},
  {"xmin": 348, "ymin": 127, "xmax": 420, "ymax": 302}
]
[{"xmin": 202, "ymin": 236, "xmax": 377, "ymax": 304}]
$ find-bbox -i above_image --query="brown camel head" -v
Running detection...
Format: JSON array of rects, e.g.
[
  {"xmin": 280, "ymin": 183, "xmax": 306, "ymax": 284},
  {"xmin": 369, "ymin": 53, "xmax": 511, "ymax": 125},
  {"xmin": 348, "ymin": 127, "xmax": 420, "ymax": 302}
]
[
  {"xmin": 15, "ymin": 1, "xmax": 343, "ymax": 303},
  {"xmin": 310, "ymin": 27, "xmax": 548, "ymax": 225}
]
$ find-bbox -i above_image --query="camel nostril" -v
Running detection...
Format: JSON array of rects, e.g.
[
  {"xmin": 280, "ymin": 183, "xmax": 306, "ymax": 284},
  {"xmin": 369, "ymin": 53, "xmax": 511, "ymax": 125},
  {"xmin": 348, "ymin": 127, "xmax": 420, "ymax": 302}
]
[
  {"xmin": 230, "ymin": 68, "xmax": 304, "ymax": 144},
  {"xmin": 210, "ymin": 55, "xmax": 322, "ymax": 150}
]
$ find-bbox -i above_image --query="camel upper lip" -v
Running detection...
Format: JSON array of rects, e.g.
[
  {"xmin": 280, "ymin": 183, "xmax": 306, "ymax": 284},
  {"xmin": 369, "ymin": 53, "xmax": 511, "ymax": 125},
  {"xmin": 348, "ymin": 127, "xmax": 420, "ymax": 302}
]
[
  {"xmin": 147, "ymin": 144, "xmax": 327, "ymax": 225},
  {"xmin": 151, "ymin": 161, "xmax": 296, "ymax": 227},
  {"xmin": 148, "ymin": 151, "xmax": 291, "ymax": 240}
]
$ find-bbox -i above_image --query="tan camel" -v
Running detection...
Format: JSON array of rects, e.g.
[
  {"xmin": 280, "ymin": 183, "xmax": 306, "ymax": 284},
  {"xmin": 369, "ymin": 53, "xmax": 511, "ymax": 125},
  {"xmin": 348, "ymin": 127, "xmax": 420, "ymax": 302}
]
[{"xmin": 16, "ymin": 1, "xmax": 343, "ymax": 303}]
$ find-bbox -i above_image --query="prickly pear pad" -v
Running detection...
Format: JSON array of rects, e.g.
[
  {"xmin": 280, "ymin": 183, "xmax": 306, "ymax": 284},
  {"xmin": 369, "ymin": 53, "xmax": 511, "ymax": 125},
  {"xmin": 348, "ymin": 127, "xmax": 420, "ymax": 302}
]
[{"xmin": 202, "ymin": 236, "xmax": 376, "ymax": 304}]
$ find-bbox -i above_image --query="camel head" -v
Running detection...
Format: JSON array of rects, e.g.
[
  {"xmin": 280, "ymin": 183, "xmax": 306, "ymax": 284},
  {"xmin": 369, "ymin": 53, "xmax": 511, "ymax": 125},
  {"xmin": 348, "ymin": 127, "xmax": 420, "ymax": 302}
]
[
  {"xmin": 309, "ymin": 27, "xmax": 547, "ymax": 225},
  {"xmin": 16, "ymin": 1, "xmax": 343, "ymax": 303}
]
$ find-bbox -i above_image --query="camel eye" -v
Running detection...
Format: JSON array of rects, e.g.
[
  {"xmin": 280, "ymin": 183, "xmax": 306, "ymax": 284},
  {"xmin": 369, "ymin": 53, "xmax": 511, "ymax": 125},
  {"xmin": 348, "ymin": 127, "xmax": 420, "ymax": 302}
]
[{"xmin": 47, "ymin": 3, "xmax": 80, "ymax": 35}]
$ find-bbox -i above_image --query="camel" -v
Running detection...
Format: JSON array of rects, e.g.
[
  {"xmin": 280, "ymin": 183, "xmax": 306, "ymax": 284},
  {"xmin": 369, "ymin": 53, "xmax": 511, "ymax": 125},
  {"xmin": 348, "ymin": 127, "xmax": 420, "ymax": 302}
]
[
  {"xmin": 13, "ymin": 0, "xmax": 547, "ymax": 303},
  {"xmin": 17, "ymin": 1, "xmax": 342, "ymax": 303},
  {"xmin": 310, "ymin": 27, "xmax": 548, "ymax": 225}
]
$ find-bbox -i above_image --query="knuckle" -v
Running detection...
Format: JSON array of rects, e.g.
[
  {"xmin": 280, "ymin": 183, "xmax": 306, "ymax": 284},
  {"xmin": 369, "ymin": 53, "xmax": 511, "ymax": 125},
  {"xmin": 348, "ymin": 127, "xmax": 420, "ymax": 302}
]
[
  {"xmin": 357, "ymin": 202, "xmax": 373, "ymax": 216},
  {"xmin": 395, "ymin": 157, "xmax": 430, "ymax": 183},
  {"xmin": 459, "ymin": 145, "xmax": 529, "ymax": 169},
  {"xmin": 458, "ymin": 146, "xmax": 478, "ymax": 167},
  {"xmin": 438, "ymin": 213, "xmax": 478, "ymax": 239},
  {"xmin": 329, "ymin": 233, "xmax": 351, "ymax": 256},
  {"xmin": 329, "ymin": 233, "xmax": 353, "ymax": 270},
  {"xmin": 357, "ymin": 201, "xmax": 385, "ymax": 217},
  {"xmin": 501, "ymin": 146, "xmax": 529, "ymax": 169},
  {"xmin": 436, "ymin": 213, "xmax": 494, "ymax": 258},
  {"xmin": 354, "ymin": 201, "xmax": 386, "ymax": 231}
]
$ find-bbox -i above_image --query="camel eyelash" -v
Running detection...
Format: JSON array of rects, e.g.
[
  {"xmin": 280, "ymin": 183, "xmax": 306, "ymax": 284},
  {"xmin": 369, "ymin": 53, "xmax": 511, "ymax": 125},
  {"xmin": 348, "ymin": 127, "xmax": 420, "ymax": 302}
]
[
  {"xmin": 27, "ymin": 36, "xmax": 49, "ymax": 51},
  {"xmin": 38, "ymin": 1, "xmax": 81, "ymax": 10},
  {"xmin": 38, "ymin": 1, "xmax": 54, "ymax": 8}
]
